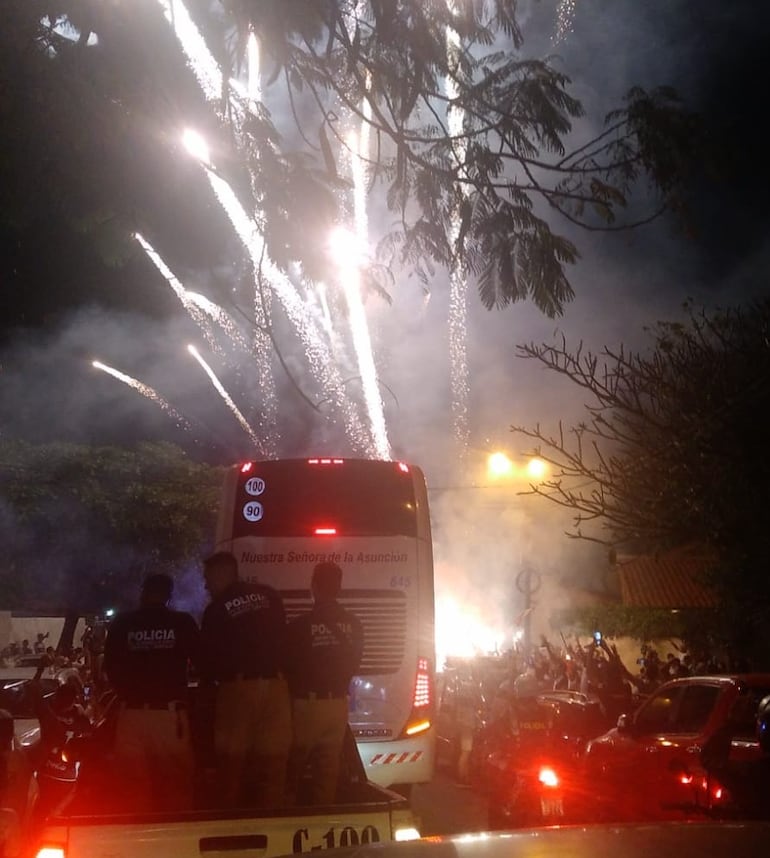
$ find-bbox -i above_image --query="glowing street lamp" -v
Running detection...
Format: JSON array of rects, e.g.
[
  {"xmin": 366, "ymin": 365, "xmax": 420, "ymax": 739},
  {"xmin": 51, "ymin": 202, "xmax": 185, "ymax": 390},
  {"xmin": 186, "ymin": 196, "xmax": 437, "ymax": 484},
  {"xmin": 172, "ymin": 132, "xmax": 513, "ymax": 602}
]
[
  {"xmin": 487, "ymin": 451, "xmax": 513, "ymax": 479},
  {"xmin": 486, "ymin": 451, "xmax": 548, "ymax": 483},
  {"xmin": 525, "ymin": 457, "xmax": 548, "ymax": 481}
]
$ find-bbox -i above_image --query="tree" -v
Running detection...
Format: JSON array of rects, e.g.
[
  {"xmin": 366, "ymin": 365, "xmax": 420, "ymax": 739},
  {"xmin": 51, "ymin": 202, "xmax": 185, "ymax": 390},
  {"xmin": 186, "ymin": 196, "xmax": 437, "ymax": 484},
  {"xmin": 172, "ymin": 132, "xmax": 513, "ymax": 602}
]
[
  {"xmin": 214, "ymin": 0, "xmax": 702, "ymax": 312},
  {"xmin": 508, "ymin": 298, "xmax": 770, "ymax": 661},
  {"xmin": 1, "ymin": 0, "xmax": 702, "ymax": 335},
  {"xmin": 0, "ymin": 440, "xmax": 223, "ymax": 613}
]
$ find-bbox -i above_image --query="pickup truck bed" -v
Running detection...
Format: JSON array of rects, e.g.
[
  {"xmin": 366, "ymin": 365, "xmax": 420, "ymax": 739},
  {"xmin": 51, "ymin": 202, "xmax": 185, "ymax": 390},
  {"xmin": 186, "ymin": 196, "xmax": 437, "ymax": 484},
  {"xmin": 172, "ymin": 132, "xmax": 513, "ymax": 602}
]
[{"xmin": 32, "ymin": 780, "xmax": 418, "ymax": 858}]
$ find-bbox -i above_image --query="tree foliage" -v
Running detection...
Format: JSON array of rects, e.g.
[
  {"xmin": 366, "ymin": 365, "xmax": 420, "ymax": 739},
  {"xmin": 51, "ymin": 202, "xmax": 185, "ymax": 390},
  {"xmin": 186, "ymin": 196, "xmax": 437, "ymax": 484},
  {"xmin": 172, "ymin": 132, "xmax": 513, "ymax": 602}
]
[
  {"xmin": 232, "ymin": 0, "xmax": 701, "ymax": 312},
  {"xmin": 1, "ymin": 0, "xmax": 704, "ymax": 337},
  {"xmin": 0, "ymin": 440, "xmax": 222, "ymax": 613},
  {"xmin": 509, "ymin": 298, "xmax": 770, "ymax": 660}
]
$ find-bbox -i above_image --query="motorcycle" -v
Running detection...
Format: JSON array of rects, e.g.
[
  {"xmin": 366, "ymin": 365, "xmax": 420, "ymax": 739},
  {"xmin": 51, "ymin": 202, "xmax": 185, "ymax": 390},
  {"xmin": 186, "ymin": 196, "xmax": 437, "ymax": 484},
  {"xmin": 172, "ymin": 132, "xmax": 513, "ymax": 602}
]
[
  {"xmin": 483, "ymin": 691, "xmax": 611, "ymax": 829},
  {"xmin": 32, "ymin": 687, "xmax": 117, "ymax": 820},
  {"xmin": 35, "ymin": 736, "xmax": 85, "ymax": 818}
]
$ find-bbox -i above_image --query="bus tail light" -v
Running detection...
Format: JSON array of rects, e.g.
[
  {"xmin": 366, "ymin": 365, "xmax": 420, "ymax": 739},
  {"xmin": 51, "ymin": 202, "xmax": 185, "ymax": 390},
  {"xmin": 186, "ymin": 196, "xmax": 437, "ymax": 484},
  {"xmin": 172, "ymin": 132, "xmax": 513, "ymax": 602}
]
[{"xmin": 400, "ymin": 657, "xmax": 434, "ymax": 738}]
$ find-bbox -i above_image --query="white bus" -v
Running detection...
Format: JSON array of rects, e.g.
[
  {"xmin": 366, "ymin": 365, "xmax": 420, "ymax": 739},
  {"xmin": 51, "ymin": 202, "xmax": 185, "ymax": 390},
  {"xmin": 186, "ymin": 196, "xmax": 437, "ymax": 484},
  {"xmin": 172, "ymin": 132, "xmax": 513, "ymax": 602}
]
[{"xmin": 214, "ymin": 456, "xmax": 436, "ymax": 792}]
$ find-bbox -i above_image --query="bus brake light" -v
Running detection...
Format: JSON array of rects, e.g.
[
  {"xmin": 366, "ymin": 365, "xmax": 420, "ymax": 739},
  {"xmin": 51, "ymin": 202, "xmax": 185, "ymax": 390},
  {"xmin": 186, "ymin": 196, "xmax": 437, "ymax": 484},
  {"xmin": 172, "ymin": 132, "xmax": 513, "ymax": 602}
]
[
  {"xmin": 314, "ymin": 527, "xmax": 337, "ymax": 535},
  {"xmin": 240, "ymin": 462, "xmax": 253, "ymax": 473},
  {"xmin": 412, "ymin": 657, "xmax": 432, "ymax": 709}
]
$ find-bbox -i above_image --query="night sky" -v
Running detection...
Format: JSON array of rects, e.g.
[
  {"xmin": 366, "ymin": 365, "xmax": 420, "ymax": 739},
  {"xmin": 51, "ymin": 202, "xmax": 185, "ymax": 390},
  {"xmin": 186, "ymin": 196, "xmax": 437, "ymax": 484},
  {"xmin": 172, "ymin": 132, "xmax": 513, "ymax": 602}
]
[{"xmin": 2, "ymin": 1, "xmax": 769, "ymax": 643}]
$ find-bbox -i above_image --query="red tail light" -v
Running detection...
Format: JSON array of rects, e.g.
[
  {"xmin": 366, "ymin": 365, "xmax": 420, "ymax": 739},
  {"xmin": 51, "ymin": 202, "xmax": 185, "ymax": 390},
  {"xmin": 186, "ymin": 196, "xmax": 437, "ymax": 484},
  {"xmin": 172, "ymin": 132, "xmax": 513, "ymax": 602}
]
[
  {"xmin": 538, "ymin": 766, "xmax": 559, "ymax": 788},
  {"xmin": 401, "ymin": 657, "xmax": 433, "ymax": 738},
  {"xmin": 313, "ymin": 527, "xmax": 337, "ymax": 535},
  {"xmin": 240, "ymin": 462, "xmax": 253, "ymax": 473},
  {"xmin": 412, "ymin": 657, "xmax": 431, "ymax": 709}
]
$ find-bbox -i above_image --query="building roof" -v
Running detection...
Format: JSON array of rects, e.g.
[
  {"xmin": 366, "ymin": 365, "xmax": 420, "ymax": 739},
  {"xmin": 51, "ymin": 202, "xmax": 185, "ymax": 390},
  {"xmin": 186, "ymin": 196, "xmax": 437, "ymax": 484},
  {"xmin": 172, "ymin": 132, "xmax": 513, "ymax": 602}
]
[{"xmin": 616, "ymin": 546, "xmax": 719, "ymax": 609}]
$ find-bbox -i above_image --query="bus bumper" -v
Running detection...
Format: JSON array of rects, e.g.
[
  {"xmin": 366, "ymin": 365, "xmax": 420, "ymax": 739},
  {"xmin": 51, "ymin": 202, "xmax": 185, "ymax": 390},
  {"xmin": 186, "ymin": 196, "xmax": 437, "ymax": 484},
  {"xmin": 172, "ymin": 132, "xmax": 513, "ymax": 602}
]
[{"xmin": 357, "ymin": 733, "xmax": 436, "ymax": 788}]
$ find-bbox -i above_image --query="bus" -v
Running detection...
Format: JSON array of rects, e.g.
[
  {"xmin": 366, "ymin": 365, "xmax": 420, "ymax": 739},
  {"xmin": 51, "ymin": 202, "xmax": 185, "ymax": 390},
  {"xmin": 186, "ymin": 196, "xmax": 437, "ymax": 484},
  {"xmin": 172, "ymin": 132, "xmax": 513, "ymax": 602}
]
[{"xmin": 213, "ymin": 456, "xmax": 436, "ymax": 792}]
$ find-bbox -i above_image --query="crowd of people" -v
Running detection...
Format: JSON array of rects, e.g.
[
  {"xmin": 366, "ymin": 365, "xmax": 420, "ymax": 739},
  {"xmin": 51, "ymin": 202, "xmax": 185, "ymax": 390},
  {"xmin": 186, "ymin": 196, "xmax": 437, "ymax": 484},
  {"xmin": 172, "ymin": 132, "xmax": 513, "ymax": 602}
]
[
  {"xmin": 482, "ymin": 632, "xmax": 755, "ymax": 722},
  {"xmin": 0, "ymin": 554, "xmax": 365, "ymax": 830}
]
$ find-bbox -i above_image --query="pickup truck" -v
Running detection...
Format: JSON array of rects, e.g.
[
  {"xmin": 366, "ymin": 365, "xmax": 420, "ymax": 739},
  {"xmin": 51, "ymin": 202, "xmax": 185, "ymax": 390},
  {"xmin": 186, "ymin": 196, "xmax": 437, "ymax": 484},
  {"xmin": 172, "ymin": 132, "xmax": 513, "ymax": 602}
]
[
  {"xmin": 26, "ymin": 725, "xmax": 421, "ymax": 858},
  {"xmin": 582, "ymin": 673, "xmax": 770, "ymax": 822}
]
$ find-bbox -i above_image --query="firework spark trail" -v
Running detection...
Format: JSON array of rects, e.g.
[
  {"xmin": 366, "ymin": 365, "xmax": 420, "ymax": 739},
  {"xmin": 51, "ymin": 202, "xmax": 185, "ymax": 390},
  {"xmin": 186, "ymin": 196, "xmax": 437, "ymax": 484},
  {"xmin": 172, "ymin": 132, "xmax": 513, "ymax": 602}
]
[
  {"xmin": 156, "ymin": 1, "xmax": 222, "ymax": 101},
  {"xmin": 242, "ymin": 32, "xmax": 279, "ymax": 456},
  {"xmin": 247, "ymin": 31, "xmax": 261, "ymax": 104},
  {"xmin": 346, "ymin": 129, "xmax": 392, "ymax": 460},
  {"xmin": 158, "ymin": 3, "xmax": 371, "ymax": 453},
  {"xmin": 135, "ymin": 232, "xmax": 244, "ymax": 354},
  {"xmin": 187, "ymin": 344, "xmax": 266, "ymax": 454},
  {"xmin": 92, "ymin": 360, "xmax": 191, "ymax": 429},
  {"xmin": 202, "ymin": 166, "xmax": 374, "ymax": 455},
  {"xmin": 445, "ymin": 15, "xmax": 471, "ymax": 457},
  {"xmin": 553, "ymin": 0, "xmax": 578, "ymax": 46},
  {"xmin": 156, "ymin": 1, "xmax": 259, "ymax": 147}
]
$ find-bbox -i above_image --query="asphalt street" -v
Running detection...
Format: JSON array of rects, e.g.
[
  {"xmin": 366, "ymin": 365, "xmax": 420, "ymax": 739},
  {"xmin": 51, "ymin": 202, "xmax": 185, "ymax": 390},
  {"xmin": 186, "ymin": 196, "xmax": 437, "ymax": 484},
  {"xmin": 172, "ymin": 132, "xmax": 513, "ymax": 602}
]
[{"xmin": 412, "ymin": 774, "xmax": 489, "ymax": 837}]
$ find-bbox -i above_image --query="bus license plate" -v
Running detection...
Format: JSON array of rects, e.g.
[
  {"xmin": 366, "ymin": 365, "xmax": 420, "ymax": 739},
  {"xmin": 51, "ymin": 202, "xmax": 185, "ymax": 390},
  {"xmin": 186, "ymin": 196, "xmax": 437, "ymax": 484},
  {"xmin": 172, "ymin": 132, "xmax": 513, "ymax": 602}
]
[{"xmin": 540, "ymin": 797, "xmax": 564, "ymax": 817}]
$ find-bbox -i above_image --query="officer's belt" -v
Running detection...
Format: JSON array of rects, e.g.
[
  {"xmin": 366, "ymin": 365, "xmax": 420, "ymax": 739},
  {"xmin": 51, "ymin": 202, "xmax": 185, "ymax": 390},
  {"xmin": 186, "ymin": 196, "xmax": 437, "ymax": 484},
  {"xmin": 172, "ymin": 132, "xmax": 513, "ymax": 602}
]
[{"xmin": 220, "ymin": 671, "xmax": 279, "ymax": 681}]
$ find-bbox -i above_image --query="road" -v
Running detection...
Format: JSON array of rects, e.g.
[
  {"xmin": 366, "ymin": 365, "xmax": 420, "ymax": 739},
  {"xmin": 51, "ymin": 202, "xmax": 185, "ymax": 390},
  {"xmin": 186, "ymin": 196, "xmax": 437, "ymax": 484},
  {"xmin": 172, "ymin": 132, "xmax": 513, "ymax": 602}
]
[{"xmin": 411, "ymin": 773, "xmax": 489, "ymax": 836}]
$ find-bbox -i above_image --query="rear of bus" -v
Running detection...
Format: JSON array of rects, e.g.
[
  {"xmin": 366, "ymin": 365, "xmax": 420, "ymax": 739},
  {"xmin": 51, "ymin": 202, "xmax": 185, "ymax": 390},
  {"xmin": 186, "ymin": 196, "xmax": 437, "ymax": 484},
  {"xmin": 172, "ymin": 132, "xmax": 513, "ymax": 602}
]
[{"xmin": 214, "ymin": 457, "xmax": 436, "ymax": 791}]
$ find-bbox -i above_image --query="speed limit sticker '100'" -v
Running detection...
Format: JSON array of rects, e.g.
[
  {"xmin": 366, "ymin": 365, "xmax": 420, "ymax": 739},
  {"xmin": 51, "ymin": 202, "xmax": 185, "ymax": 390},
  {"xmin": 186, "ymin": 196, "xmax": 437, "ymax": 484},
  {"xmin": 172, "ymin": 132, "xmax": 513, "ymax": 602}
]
[{"xmin": 292, "ymin": 825, "xmax": 381, "ymax": 852}]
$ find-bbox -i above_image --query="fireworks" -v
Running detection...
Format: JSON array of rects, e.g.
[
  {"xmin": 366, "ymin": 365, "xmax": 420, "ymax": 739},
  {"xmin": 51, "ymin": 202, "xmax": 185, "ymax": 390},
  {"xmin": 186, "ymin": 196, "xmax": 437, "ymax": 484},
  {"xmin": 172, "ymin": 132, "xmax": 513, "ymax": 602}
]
[
  {"xmin": 99, "ymin": 1, "xmax": 463, "ymax": 461},
  {"xmin": 553, "ymin": 0, "xmax": 578, "ymax": 46},
  {"xmin": 446, "ymin": 18, "xmax": 471, "ymax": 459},
  {"xmin": 186, "ymin": 345, "xmax": 265, "ymax": 454},
  {"xmin": 92, "ymin": 360, "xmax": 190, "ymax": 430}
]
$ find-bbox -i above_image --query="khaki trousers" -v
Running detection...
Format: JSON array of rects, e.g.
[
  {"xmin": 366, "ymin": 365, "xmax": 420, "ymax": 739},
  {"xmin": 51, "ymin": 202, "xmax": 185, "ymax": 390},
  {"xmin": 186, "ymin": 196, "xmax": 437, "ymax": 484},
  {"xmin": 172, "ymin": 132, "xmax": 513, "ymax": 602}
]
[
  {"xmin": 287, "ymin": 697, "xmax": 348, "ymax": 805},
  {"xmin": 214, "ymin": 677, "xmax": 292, "ymax": 808},
  {"xmin": 112, "ymin": 705, "xmax": 194, "ymax": 811}
]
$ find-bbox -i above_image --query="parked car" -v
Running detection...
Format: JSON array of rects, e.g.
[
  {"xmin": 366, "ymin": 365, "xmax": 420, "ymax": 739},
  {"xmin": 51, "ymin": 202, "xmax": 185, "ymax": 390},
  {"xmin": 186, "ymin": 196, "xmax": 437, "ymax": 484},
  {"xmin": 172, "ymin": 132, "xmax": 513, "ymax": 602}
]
[
  {"xmin": 0, "ymin": 676, "xmax": 60, "ymax": 747},
  {"xmin": 582, "ymin": 673, "xmax": 770, "ymax": 822}
]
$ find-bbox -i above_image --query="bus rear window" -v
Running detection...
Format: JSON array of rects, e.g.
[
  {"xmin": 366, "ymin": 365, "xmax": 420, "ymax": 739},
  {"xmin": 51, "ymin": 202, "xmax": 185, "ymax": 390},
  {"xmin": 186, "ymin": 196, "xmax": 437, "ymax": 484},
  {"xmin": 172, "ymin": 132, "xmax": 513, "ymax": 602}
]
[{"xmin": 230, "ymin": 459, "xmax": 419, "ymax": 537}]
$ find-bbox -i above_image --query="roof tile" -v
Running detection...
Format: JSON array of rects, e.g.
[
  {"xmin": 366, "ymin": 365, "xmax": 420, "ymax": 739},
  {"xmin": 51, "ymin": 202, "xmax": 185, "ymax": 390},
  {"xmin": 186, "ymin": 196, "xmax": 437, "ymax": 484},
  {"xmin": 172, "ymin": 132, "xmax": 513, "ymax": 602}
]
[{"xmin": 617, "ymin": 546, "xmax": 719, "ymax": 608}]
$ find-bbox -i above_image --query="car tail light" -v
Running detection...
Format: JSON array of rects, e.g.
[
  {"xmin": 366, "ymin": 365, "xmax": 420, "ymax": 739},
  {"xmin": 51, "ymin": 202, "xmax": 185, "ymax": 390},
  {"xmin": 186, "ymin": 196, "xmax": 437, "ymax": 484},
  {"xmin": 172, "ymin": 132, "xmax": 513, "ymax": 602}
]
[{"xmin": 538, "ymin": 766, "xmax": 560, "ymax": 788}]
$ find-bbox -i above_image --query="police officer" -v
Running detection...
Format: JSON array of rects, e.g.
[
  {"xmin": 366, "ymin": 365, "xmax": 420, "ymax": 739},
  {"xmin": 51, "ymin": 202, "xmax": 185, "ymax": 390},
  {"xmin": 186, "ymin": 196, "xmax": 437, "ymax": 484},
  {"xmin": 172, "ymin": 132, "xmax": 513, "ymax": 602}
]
[
  {"xmin": 103, "ymin": 573, "xmax": 200, "ymax": 812},
  {"xmin": 199, "ymin": 551, "xmax": 291, "ymax": 808},
  {"xmin": 284, "ymin": 561, "xmax": 364, "ymax": 805}
]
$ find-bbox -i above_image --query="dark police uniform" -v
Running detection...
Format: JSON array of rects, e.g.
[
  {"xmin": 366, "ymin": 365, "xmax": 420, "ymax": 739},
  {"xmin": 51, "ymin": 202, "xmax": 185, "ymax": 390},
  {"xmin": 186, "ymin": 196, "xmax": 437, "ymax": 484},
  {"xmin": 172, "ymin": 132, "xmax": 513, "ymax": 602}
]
[
  {"xmin": 285, "ymin": 598, "xmax": 364, "ymax": 804},
  {"xmin": 103, "ymin": 602, "xmax": 200, "ymax": 811},
  {"xmin": 199, "ymin": 578, "xmax": 291, "ymax": 808}
]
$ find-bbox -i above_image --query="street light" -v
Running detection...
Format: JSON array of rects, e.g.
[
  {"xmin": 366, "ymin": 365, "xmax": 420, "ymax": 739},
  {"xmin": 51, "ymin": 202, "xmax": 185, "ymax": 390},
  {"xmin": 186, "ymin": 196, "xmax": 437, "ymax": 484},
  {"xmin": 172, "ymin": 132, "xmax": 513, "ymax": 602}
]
[
  {"xmin": 486, "ymin": 450, "xmax": 548, "ymax": 484},
  {"xmin": 487, "ymin": 451, "xmax": 514, "ymax": 479},
  {"xmin": 525, "ymin": 457, "xmax": 548, "ymax": 481}
]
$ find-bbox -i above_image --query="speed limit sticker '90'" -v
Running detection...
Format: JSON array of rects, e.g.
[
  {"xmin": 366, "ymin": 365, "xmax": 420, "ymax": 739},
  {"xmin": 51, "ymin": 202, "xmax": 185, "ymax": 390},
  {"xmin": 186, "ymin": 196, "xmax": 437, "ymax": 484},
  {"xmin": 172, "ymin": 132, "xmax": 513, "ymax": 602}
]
[
  {"xmin": 292, "ymin": 825, "xmax": 381, "ymax": 852},
  {"xmin": 242, "ymin": 501, "xmax": 264, "ymax": 522}
]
